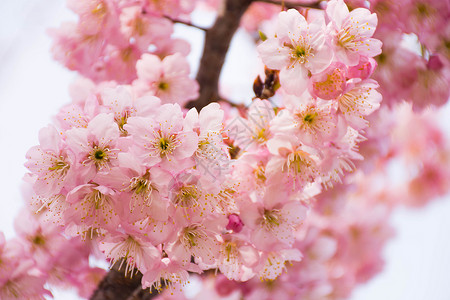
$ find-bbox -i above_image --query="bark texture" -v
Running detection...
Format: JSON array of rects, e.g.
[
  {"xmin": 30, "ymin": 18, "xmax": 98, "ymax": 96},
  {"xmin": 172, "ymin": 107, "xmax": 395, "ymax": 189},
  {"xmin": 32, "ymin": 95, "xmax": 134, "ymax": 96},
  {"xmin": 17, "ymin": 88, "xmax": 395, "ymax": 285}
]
[
  {"xmin": 186, "ymin": 0, "xmax": 254, "ymax": 110},
  {"xmin": 90, "ymin": 264, "xmax": 143, "ymax": 300}
]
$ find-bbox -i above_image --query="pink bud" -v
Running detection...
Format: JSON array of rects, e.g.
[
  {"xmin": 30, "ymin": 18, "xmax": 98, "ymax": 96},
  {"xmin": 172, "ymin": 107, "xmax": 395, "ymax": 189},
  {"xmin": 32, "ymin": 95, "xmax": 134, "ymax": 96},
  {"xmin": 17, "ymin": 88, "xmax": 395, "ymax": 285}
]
[
  {"xmin": 226, "ymin": 214, "xmax": 244, "ymax": 233},
  {"xmin": 427, "ymin": 55, "xmax": 444, "ymax": 71},
  {"xmin": 348, "ymin": 57, "xmax": 377, "ymax": 80}
]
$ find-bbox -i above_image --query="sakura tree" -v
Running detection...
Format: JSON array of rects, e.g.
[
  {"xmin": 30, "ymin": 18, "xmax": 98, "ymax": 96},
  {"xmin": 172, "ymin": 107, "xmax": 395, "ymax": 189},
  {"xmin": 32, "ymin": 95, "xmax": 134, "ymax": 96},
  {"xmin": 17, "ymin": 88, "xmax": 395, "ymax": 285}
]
[{"xmin": 1, "ymin": 0, "xmax": 449, "ymax": 299}]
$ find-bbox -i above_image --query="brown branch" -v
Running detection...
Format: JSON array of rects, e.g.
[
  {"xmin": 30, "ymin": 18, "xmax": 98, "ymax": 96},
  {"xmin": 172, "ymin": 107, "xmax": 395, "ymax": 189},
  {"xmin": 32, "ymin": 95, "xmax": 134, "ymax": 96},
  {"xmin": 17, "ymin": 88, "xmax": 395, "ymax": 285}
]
[
  {"xmin": 186, "ymin": 0, "xmax": 254, "ymax": 110},
  {"xmin": 164, "ymin": 16, "xmax": 207, "ymax": 31},
  {"xmin": 90, "ymin": 262, "xmax": 143, "ymax": 300},
  {"xmin": 125, "ymin": 286, "xmax": 159, "ymax": 300},
  {"xmin": 256, "ymin": 0, "xmax": 323, "ymax": 9}
]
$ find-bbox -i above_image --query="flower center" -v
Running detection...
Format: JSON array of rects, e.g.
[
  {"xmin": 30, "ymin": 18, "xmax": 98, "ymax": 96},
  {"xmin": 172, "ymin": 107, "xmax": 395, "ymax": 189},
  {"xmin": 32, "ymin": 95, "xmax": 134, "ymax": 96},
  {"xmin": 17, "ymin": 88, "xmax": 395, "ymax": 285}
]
[
  {"xmin": 48, "ymin": 156, "xmax": 70, "ymax": 176},
  {"xmin": 88, "ymin": 145, "xmax": 112, "ymax": 170},
  {"xmin": 158, "ymin": 82, "xmax": 169, "ymax": 91},
  {"xmin": 294, "ymin": 46, "xmax": 306, "ymax": 58},
  {"xmin": 92, "ymin": 190, "xmax": 107, "ymax": 210},
  {"xmin": 159, "ymin": 138, "xmax": 170, "ymax": 150},
  {"xmin": 303, "ymin": 113, "xmax": 317, "ymax": 124},
  {"xmin": 173, "ymin": 185, "xmax": 200, "ymax": 208},
  {"xmin": 288, "ymin": 38, "xmax": 313, "ymax": 65},
  {"xmin": 94, "ymin": 149, "xmax": 106, "ymax": 160},
  {"xmin": 223, "ymin": 242, "xmax": 238, "ymax": 262},
  {"xmin": 92, "ymin": 2, "xmax": 107, "ymax": 17},
  {"xmin": 337, "ymin": 28, "xmax": 357, "ymax": 50},
  {"xmin": 133, "ymin": 17, "xmax": 146, "ymax": 36},
  {"xmin": 254, "ymin": 165, "xmax": 266, "ymax": 184},
  {"xmin": 181, "ymin": 225, "xmax": 204, "ymax": 248},
  {"xmin": 32, "ymin": 235, "xmax": 46, "ymax": 246},
  {"xmin": 262, "ymin": 209, "xmax": 281, "ymax": 229},
  {"xmin": 253, "ymin": 127, "xmax": 268, "ymax": 143},
  {"xmin": 152, "ymin": 131, "xmax": 180, "ymax": 157},
  {"xmin": 284, "ymin": 150, "xmax": 315, "ymax": 176}
]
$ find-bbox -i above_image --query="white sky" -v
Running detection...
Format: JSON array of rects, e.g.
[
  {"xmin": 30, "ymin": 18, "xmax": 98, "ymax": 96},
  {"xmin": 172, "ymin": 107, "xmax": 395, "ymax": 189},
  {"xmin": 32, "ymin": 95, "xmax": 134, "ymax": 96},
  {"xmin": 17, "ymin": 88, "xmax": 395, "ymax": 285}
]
[{"xmin": 0, "ymin": 1, "xmax": 449, "ymax": 299}]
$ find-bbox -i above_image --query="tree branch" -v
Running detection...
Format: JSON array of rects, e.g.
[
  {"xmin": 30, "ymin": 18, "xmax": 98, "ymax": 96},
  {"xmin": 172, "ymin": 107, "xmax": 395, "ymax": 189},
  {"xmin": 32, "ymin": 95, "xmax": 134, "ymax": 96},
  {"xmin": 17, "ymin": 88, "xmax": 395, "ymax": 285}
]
[
  {"xmin": 164, "ymin": 16, "xmax": 208, "ymax": 31},
  {"xmin": 90, "ymin": 263, "xmax": 143, "ymax": 300},
  {"xmin": 125, "ymin": 286, "xmax": 159, "ymax": 300},
  {"xmin": 256, "ymin": 0, "xmax": 323, "ymax": 9},
  {"xmin": 186, "ymin": 0, "xmax": 254, "ymax": 110}
]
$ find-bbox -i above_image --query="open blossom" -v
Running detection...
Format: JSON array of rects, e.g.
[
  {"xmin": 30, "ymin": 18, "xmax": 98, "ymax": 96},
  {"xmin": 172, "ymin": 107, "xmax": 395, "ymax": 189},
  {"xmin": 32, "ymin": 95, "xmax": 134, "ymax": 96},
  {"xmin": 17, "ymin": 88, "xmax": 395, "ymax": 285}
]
[
  {"xmin": 25, "ymin": 125, "xmax": 75, "ymax": 198},
  {"xmin": 257, "ymin": 9, "xmax": 333, "ymax": 96},
  {"xmin": 169, "ymin": 219, "xmax": 222, "ymax": 266},
  {"xmin": 99, "ymin": 85, "xmax": 161, "ymax": 135},
  {"xmin": 66, "ymin": 113, "xmax": 123, "ymax": 181},
  {"xmin": 65, "ymin": 183, "xmax": 119, "ymax": 236},
  {"xmin": 266, "ymin": 135, "xmax": 321, "ymax": 188},
  {"xmin": 124, "ymin": 103, "xmax": 198, "ymax": 171},
  {"xmin": 326, "ymin": 0, "xmax": 382, "ymax": 66},
  {"xmin": 99, "ymin": 231, "xmax": 161, "ymax": 276},
  {"xmin": 141, "ymin": 257, "xmax": 198, "ymax": 292},
  {"xmin": 230, "ymin": 99, "xmax": 276, "ymax": 150},
  {"xmin": 184, "ymin": 103, "xmax": 230, "ymax": 180},
  {"xmin": 257, "ymin": 248, "xmax": 302, "ymax": 281},
  {"xmin": 217, "ymin": 237, "xmax": 259, "ymax": 281},
  {"xmin": 336, "ymin": 79, "xmax": 382, "ymax": 129},
  {"xmin": 99, "ymin": 154, "xmax": 172, "ymax": 222},
  {"xmin": 16, "ymin": 0, "xmax": 450, "ymax": 297},
  {"xmin": 13, "ymin": 210, "xmax": 66, "ymax": 267},
  {"xmin": 240, "ymin": 192, "xmax": 308, "ymax": 250},
  {"xmin": 67, "ymin": 0, "xmax": 117, "ymax": 36},
  {"xmin": 134, "ymin": 53, "xmax": 199, "ymax": 105},
  {"xmin": 119, "ymin": 6, "xmax": 173, "ymax": 52},
  {"xmin": 272, "ymin": 95, "xmax": 342, "ymax": 146}
]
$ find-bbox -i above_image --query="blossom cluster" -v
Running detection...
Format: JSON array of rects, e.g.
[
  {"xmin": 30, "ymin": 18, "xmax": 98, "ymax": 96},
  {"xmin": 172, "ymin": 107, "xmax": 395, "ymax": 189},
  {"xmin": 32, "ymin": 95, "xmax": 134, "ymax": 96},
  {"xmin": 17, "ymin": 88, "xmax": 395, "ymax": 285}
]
[
  {"xmin": 50, "ymin": 0, "xmax": 195, "ymax": 85},
  {"xmin": 0, "ymin": 207, "xmax": 104, "ymax": 299},
  {"xmin": 8, "ymin": 0, "xmax": 383, "ymax": 297},
  {"xmin": 2, "ymin": 0, "xmax": 450, "ymax": 299},
  {"xmin": 242, "ymin": 0, "xmax": 449, "ymax": 111}
]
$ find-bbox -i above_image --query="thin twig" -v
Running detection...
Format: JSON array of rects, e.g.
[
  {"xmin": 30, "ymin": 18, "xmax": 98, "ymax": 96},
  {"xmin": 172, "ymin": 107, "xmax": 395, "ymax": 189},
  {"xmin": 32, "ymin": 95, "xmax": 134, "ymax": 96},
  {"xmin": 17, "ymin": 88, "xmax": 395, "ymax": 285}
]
[
  {"xmin": 164, "ymin": 16, "xmax": 208, "ymax": 31},
  {"xmin": 256, "ymin": 0, "xmax": 323, "ymax": 9}
]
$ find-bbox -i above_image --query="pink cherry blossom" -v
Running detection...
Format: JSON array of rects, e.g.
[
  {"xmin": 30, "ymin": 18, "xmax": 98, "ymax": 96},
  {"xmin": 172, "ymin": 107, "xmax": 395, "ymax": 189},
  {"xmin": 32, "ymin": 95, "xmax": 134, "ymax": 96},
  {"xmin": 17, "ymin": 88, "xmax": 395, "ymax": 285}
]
[
  {"xmin": 65, "ymin": 183, "xmax": 119, "ymax": 236},
  {"xmin": 134, "ymin": 53, "xmax": 199, "ymax": 105},
  {"xmin": 125, "ymin": 103, "xmax": 198, "ymax": 171},
  {"xmin": 25, "ymin": 125, "xmax": 75, "ymax": 198},
  {"xmin": 99, "ymin": 231, "xmax": 161, "ymax": 276},
  {"xmin": 337, "ymin": 79, "xmax": 382, "ymax": 129},
  {"xmin": 66, "ymin": 113, "xmax": 123, "ymax": 181},
  {"xmin": 257, "ymin": 9, "xmax": 333, "ymax": 96},
  {"xmin": 326, "ymin": 0, "xmax": 382, "ymax": 66}
]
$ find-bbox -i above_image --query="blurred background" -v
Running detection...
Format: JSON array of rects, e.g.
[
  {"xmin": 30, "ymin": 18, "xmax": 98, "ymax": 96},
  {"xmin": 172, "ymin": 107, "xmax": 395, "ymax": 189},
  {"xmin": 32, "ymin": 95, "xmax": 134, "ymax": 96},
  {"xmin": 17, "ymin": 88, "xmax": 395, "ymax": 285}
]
[{"xmin": 0, "ymin": 1, "xmax": 449, "ymax": 299}]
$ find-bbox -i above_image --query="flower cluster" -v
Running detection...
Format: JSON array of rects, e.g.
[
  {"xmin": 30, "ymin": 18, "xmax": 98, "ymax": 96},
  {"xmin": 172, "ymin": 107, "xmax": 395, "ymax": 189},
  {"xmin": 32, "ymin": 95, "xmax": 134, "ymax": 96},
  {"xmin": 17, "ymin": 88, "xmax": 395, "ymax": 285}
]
[
  {"xmin": 49, "ymin": 0, "xmax": 194, "ymax": 85},
  {"xmin": 16, "ymin": 0, "xmax": 383, "ymax": 296},
  {"xmin": 3, "ymin": 0, "xmax": 450, "ymax": 299},
  {"xmin": 0, "ymin": 207, "xmax": 104, "ymax": 300}
]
